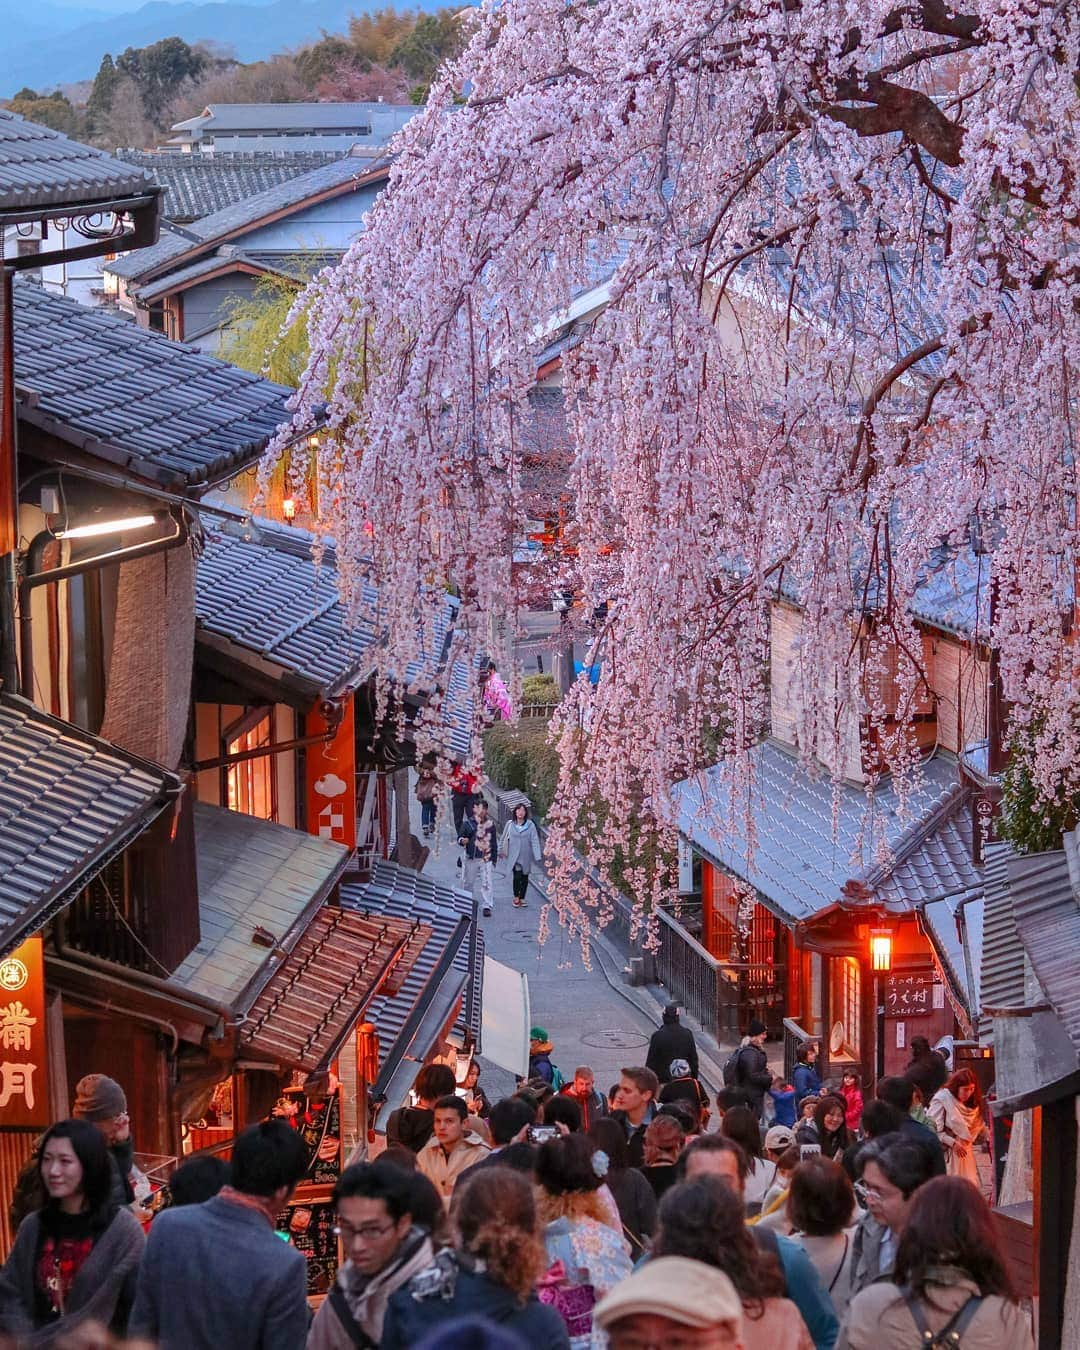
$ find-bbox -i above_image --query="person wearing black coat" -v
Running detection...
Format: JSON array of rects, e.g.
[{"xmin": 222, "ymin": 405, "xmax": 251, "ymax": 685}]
[
  {"xmin": 733, "ymin": 1019, "xmax": 773, "ymax": 1117},
  {"xmin": 904, "ymin": 1036, "xmax": 949, "ymax": 1100},
  {"xmin": 645, "ymin": 1004, "xmax": 699, "ymax": 1084}
]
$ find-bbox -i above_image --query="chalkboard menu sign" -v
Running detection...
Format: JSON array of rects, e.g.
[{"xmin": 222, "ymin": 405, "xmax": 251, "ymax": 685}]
[
  {"xmin": 276, "ymin": 1192, "xmax": 338, "ymax": 1297},
  {"xmin": 885, "ymin": 971, "xmax": 933, "ymax": 1018}
]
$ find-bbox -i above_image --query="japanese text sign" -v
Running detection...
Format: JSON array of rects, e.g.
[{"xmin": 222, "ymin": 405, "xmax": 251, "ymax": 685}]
[
  {"xmin": 884, "ymin": 971, "xmax": 933, "ymax": 1019},
  {"xmin": 0, "ymin": 937, "xmax": 48, "ymax": 1127}
]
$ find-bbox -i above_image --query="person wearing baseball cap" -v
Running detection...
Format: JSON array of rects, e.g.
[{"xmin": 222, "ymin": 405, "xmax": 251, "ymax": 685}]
[
  {"xmin": 764, "ymin": 1125, "xmax": 796, "ymax": 1155},
  {"xmin": 594, "ymin": 1255, "xmax": 744, "ymax": 1348}
]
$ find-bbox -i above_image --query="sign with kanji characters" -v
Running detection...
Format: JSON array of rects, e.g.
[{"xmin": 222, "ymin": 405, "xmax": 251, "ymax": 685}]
[
  {"xmin": 305, "ymin": 700, "xmax": 356, "ymax": 850},
  {"xmin": 884, "ymin": 970, "xmax": 934, "ymax": 1019},
  {"xmin": 0, "ymin": 937, "xmax": 48, "ymax": 1127}
]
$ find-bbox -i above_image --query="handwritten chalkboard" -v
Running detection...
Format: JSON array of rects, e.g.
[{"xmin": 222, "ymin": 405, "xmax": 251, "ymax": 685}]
[
  {"xmin": 277, "ymin": 1195, "xmax": 338, "ymax": 1297},
  {"xmin": 885, "ymin": 971, "xmax": 933, "ymax": 1018}
]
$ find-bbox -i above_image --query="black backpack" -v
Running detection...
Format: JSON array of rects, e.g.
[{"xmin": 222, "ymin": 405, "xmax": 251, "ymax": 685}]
[
  {"xmin": 901, "ymin": 1289, "xmax": 983, "ymax": 1347},
  {"xmin": 721, "ymin": 1046, "xmax": 743, "ymax": 1087}
]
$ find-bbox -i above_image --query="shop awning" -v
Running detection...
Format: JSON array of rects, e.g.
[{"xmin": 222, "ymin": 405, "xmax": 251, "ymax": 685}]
[
  {"xmin": 0, "ymin": 692, "xmax": 180, "ymax": 957},
  {"xmin": 172, "ymin": 802, "xmax": 353, "ymax": 1011},
  {"xmin": 341, "ymin": 860, "xmax": 484, "ymax": 1130},
  {"xmin": 481, "ymin": 956, "xmax": 531, "ymax": 1078},
  {"xmin": 240, "ymin": 906, "xmax": 425, "ymax": 1072}
]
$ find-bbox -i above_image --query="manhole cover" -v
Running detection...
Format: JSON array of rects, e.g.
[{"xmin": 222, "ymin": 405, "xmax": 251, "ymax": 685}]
[
  {"xmin": 580, "ymin": 1029, "xmax": 650, "ymax": 1049},
  {"xmin": 499, "ymin": 929, "xmax": 539, "ymax": 943}
]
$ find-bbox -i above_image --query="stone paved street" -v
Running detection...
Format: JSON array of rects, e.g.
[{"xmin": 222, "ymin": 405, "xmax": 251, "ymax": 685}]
[{"xmin": 407, "ymin": 777, "xmax": 734, "ymax": 1103}]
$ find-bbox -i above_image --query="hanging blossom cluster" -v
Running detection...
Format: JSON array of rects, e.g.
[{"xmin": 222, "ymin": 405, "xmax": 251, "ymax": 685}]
[{"xmin": 270, "ymin": 0, "xmax": 1080, "ymax": 954}]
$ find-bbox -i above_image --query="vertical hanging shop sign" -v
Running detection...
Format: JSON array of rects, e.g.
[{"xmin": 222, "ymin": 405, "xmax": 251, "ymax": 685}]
[
  {"xmin": 0, "ymin": 937, "xmax": 48, "ymax": 1128},
  {"xmin": 305, "ymin": 698, "xmax": 357, "ymax": 850}
]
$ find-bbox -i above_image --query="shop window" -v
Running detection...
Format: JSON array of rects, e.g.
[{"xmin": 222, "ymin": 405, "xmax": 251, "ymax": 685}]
[
  {"xmin": 830, "ymin": 956, "xmax": 861, "ymax": 1060},
  {"xmin": 223, "ymin": 706, "xmax": 277, "ymax": 821}
]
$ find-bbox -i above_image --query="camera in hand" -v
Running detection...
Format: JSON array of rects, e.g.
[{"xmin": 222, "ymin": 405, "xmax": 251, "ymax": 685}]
[{"xmin": 526, "ymin": 1124, "xmax": 559, "ymax": 1144}]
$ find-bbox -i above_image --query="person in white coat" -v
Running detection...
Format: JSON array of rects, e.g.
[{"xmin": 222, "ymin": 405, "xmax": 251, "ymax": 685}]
[
  {"xmin": 500, "ymin": 803, "xmax": 543, "ymax": 908},
  {"xmin": 928, "ymin": 1068, "xmax": 986, "ymax": 1188}
]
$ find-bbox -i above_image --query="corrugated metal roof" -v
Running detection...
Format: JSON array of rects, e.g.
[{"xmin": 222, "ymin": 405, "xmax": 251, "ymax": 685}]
[
  {"xmin": 106, "ymin": 154, "xmax": 389, "ymax": 283},
  {"xmin": 675, "ymin": 744, "xmax": 979, "ymax": 922},
  {"xmin": 0, "ymin": 110, "xmax": 158, "ymax": 214},
  {"xmin": 113, "ymin": 149, "xmax": 345, "ymax": 223},
  {"xmin": 13, "ymin": 280, "xmax": 290, "ymax": 489},
  {"xmin": 343, "ymin": 859, "xmax": 483, "ymax": 1049},
  {"xmin": 172, "ymin": 801, "xmax": 349, "ymax": 1008},
  {"xmin": 241, "ymin": 906, "xmax": 421, "ymax": 1072},
  {"xmin": 0, "ymin": 692, "xmax": 179, "ymax": 956},
  {"xmin": 1010, "ymin": 848, "xmax": 1080, "ymax": 1055},
  {"xmin": 976, "ymin": 843, "xmax": 1025, "ymax": 1042}
]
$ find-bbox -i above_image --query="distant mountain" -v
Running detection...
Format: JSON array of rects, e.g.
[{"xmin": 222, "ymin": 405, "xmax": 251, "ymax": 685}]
[{"xmin": 0, "ymin": 0, "xmax": 448, "ymax": 96}]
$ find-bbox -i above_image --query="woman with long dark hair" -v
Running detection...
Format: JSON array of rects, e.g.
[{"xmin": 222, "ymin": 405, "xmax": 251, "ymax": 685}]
[
  {"xmin": 381, "ymin": 1167, "xmax": 570, "ymax": 1347},
  {"xmin": 721, "ymin": 1105, "xmax": 775, "ymax": 1213},
  {"xmin": 841, "ymin": 1175, "xmax": 1033, "ymax": 1349},
  {"xmin": 0, "ymin": 1118, "xmax": 144, "ymax": 1343},
  {"xmin": 809, "ymin": 1095, "xmax": 850, "ymax": 1162},
  {"xmin": 928, "ymin": 1069, "xmax": 986, "ymax": 1187},
  {"xmin": 653, "ymin": 1177, "xmax": 813, "ymax": 1350},
  {"xmin": 587, "ymin": 1118, "xmax": 656, "ymax": 1260}
]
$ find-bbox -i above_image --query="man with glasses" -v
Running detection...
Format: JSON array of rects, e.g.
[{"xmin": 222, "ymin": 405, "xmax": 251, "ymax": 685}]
[
  {"xmin": 307, "ymin": 1160, "xmax": 435, "ymax": 1349},
  {"xmin": 849, "ymin": 1134, "xmax": 936, "ymax": 1298}
]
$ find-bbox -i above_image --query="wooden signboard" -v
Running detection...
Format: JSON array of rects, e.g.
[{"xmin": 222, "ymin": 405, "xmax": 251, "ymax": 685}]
[
  {"xmin": 884, "ymin": 970, "xmax": 933, "ymax": 1019},
  {"xmin": 0, "ymin": 938, "xmax": 49, "ymax": 1128},
  {"xmin": 304, "ymin": 700, "xmax": 357, "ymax": 850}
]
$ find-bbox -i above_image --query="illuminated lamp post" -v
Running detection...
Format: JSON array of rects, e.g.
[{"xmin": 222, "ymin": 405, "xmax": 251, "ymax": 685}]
[{"xmin": 870, "ymin": 927, "xmax": 893, "ymax": 1078}]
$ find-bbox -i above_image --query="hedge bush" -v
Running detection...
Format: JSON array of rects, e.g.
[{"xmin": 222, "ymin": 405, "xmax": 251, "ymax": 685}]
[{"xmin": 482, "ymin": 719, "xmax": 561, "ymax": 819}]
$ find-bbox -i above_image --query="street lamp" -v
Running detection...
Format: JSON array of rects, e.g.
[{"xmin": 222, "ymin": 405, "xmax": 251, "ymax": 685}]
[{"xmin": 870, "ymin": 927, "xmax": 893, "ymax": 1077}]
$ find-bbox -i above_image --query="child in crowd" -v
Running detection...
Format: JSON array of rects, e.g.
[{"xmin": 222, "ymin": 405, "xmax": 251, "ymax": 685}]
[
  {"xmin": 839, "ymin": 1069, "xmax": 863, "ymax": 1133},
  {"xmin": 768, "ymin": 1075, "xmax": 796, "ymax": 1127}
]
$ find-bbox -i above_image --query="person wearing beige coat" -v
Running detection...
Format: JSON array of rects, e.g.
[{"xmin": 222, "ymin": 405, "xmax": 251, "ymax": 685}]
[
  {"xmin": 839, "ymin": 1175, "xmax": 1033, "ymax": 1350},
  {"xmin": 415, "ymin": 1096, "xmax": 491, "ymax": 1206},
  {"xmin": 840, "ymin": 1273, "xmax": 1033, "ymax": 1350}
]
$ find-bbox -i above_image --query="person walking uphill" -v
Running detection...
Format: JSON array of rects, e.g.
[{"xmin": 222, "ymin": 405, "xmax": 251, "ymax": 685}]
[
  {"xmin": 646, "ymin": 1004, "xmax": 699, "ymax": 1084},
  {"xmin": 416, "ymin": 1097, "xmax": 490, "ymax": 1206},
  {"xmin": 0, "ymin": 1119, "xmax": 145, "ymax": 1346},
  {"xmin": 130, "ymin": 1119, "xmax": 309, "ymax": 1350},
  {"xmin": 500, "ymin": 803, "xmax": 543, "ymax": 908},
  {"xmin": 459, "ymin": 797, "xmax": 498, "ymax": 918}
]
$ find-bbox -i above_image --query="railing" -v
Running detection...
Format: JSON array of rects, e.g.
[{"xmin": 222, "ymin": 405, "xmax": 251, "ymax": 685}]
[{"xmin": 783, "ymin": 1016, "xmax": 826, "ymax": 1083}]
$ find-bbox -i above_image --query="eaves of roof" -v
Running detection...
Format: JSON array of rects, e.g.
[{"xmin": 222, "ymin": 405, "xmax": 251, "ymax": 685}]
[{"xmin": 108, "ymin": 157, "xmax": 390, "ymax": 289}]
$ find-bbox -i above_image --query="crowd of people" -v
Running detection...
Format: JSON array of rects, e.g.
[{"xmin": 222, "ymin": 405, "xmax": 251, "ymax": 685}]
[{"xmin": 0, "ymin": 1025, "xmax": 1028, "ymax": 1349}]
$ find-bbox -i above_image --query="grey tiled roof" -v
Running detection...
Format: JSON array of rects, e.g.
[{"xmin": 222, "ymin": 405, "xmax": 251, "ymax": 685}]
[
  {"xmin": 344, "ymin": 859, "xmax": 482, "ymax": 1048},
  {"xmin": 172, "ymin": 801, "xmax": 350, "ymax": 1009},
  {"xmin": 0, "ymin": 111, "xmax": 158, "ymax": 215},
  {"xmin": 675, "ymin": 743, "xmax": 980, "ymax": 922},
  {"xmin": 133, "ymin": 246, "xmax": 341, "ymax": 304},
  {"xmin": 13, "ymin": 280, "xmax": 290, "ymax": 490},
  {"xmin": 196, "ymin": 522, "xmax": 382, "ymax": 701},
  {"xmin": 195, "ymin": 520, "xmax": 462, "ymax": 719},
  {"xmin": 0, "ymin": 692, "xmax": 179, "ymax": 957},
  {"xmin": 106, "ymin": 154, "xmax": 389, "ymax": 283},
  {"xmin": 113, "ymin": 150, "xmax": 345, "ymax": 223}
]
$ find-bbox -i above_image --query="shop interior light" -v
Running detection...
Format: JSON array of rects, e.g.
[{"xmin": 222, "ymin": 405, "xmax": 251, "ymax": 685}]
[
  {"xmin": 54, "ymin": 513, "xmax": 157, "ymax": 541},
  {"xmin": 282, "ymin": 497, "xmax": 297, "ymax": 521}
]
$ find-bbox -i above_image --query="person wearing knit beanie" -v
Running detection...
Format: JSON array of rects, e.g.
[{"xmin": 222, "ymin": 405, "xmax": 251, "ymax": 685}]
[{"xmin": 73, "ymin": 1074, "xmax": 128, "ymax": 1129}]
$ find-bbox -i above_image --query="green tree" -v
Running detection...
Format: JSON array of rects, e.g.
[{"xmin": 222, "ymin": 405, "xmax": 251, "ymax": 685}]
[
  {"xmin": 87, "ymin": 54, "xmax": 121, "ymax": 136},
  {"xmin": 389, "ymin": 10, "xmax": 462, "ymax": 84},
  {"xmin": 221, "ymin": 270, "xmax": 313, "ymax": 388},
  {"xmin": 116, "ymin": 37, "xmax": 208, "ymax": 123},
  {"xmin": 295, "ymin": 33, "xmax": 356, "ymax": 88}
]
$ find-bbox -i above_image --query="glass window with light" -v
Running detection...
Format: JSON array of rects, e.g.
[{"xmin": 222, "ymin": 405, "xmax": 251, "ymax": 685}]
[{"xmin": 222, "ymin": 706, "xmax": 277, "ymax": 821}]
